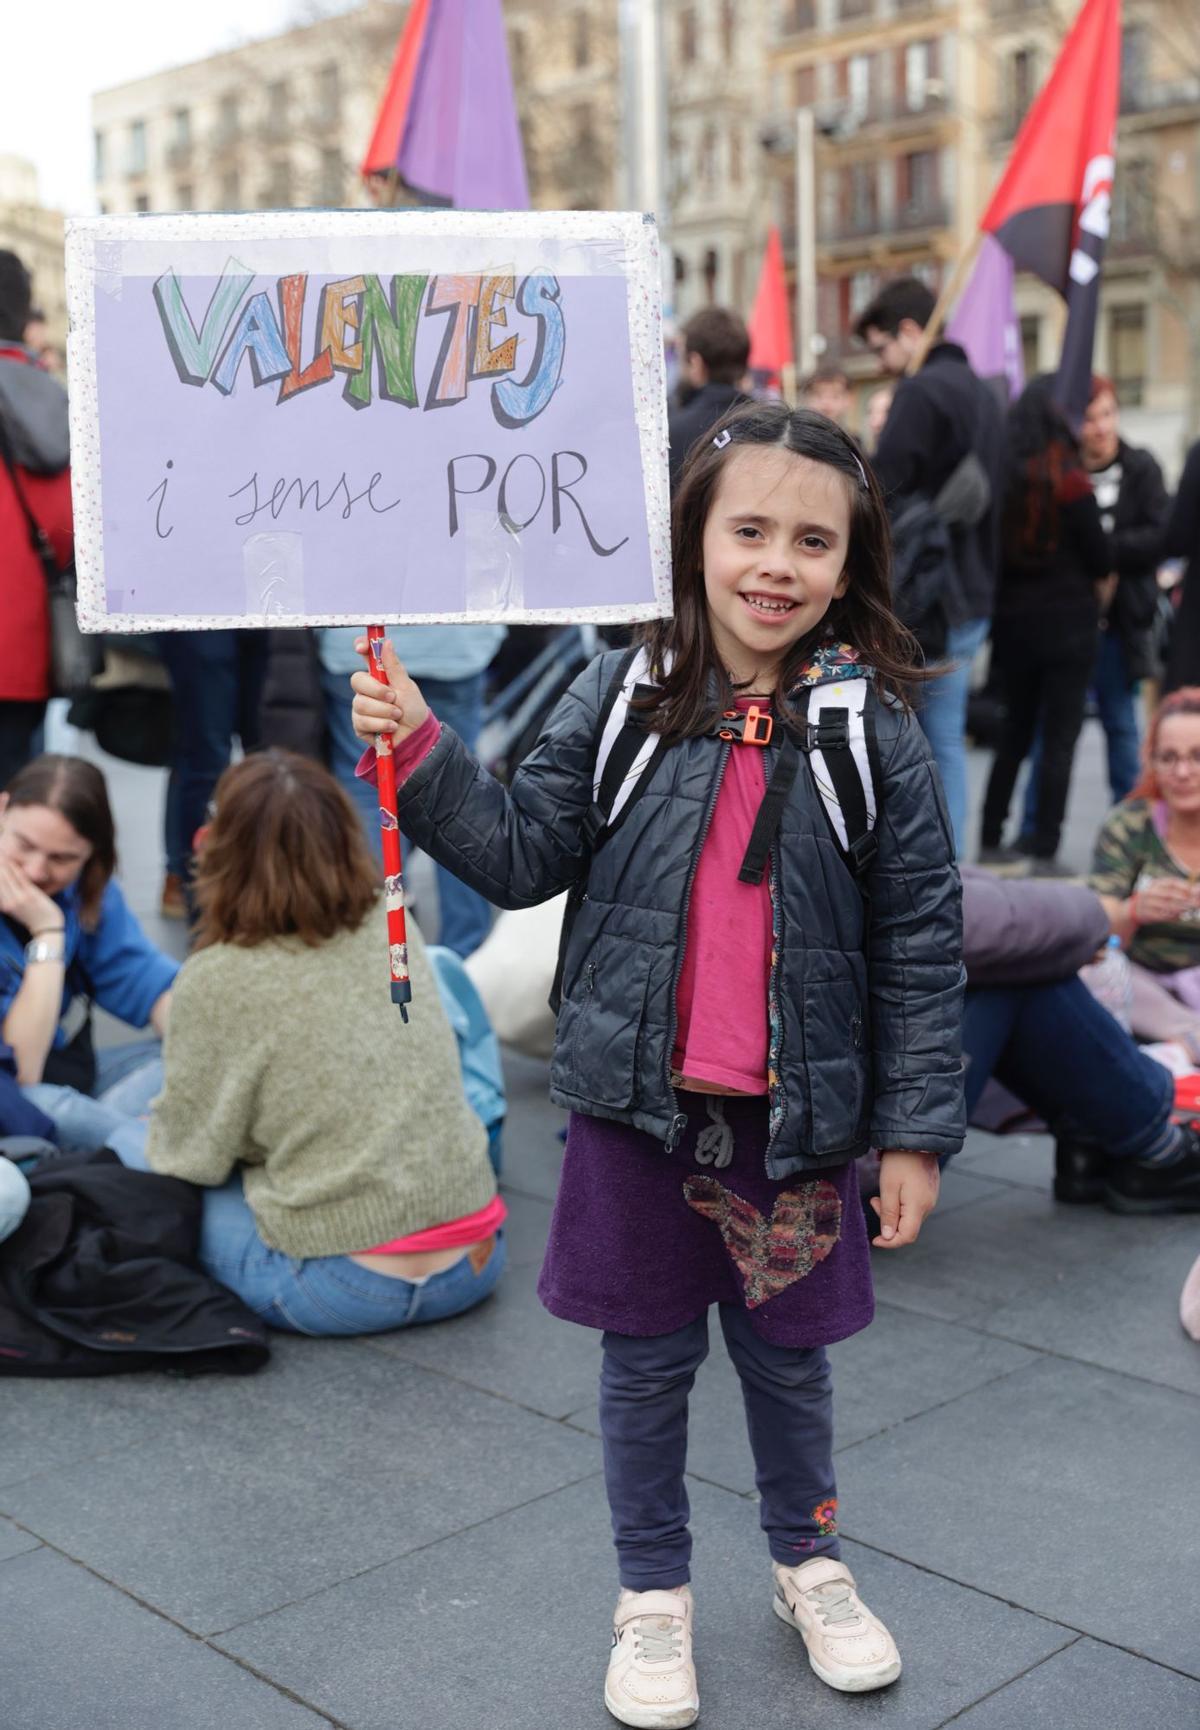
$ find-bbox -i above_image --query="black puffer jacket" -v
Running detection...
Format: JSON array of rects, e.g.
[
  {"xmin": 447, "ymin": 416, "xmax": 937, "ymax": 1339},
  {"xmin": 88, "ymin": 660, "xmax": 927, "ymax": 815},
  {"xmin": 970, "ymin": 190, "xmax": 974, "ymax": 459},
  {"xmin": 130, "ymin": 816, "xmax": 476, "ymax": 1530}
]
[{"xmin": 397, "ymin": 651, "xmax": 965, "ymax": 1178}]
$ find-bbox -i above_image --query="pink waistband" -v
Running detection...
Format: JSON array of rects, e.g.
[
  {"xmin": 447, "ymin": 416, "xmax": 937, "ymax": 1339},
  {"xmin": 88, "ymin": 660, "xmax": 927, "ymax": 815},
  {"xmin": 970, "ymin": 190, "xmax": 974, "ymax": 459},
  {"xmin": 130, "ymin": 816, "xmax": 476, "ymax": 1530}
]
[{"xmin": 365, "ymin": 1192, "xmax": 507, "ymax": 1255}]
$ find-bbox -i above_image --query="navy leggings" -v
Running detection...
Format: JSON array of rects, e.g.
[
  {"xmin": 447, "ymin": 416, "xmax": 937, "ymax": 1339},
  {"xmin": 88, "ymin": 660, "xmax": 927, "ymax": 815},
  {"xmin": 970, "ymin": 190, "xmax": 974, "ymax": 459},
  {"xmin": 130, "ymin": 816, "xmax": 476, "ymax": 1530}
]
[{"xmin": 599, "ymin": 1304, "xmax": 838, "ymax": 1591}]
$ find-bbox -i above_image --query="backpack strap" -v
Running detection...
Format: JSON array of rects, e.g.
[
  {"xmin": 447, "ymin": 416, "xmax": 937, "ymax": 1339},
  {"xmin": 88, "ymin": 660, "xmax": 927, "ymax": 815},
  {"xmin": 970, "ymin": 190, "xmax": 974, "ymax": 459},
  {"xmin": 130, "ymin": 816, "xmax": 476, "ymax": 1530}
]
[
  {"xmin": 737, "ymin": 735, "xmax": 800, "ymax": 886},
  {"xmin": 588, "ymin": 644, "xmax": 672, "ymax": 844},
  {"xmin": 800, "ymin": 680, "xmax": 881, "ymax": 881}
]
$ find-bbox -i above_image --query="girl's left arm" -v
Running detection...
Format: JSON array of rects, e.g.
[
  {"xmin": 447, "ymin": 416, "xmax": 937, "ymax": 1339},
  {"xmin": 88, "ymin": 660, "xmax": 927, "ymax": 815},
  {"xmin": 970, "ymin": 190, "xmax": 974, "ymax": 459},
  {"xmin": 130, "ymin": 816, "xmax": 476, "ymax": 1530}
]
[{"xmin": 866, "ymin": 704, "xmax": 966, "ymax": 1164}]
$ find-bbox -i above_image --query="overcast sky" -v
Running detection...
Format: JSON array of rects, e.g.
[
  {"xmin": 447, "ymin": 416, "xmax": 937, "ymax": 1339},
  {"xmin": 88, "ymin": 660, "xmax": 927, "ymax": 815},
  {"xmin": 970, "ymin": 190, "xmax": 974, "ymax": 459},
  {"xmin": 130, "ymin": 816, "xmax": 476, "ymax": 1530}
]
[{"xmin": 2, "ymin": 0, "xmax": 364, "ymax": 215}]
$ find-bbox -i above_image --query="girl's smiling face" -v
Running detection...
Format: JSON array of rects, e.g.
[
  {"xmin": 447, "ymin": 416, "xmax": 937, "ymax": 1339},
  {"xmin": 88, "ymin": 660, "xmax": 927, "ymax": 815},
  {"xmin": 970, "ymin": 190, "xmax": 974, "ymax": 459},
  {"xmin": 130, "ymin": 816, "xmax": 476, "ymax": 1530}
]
[{"xmin": 701, "ymin": 445, "xmax": 851, "ymax": 686}]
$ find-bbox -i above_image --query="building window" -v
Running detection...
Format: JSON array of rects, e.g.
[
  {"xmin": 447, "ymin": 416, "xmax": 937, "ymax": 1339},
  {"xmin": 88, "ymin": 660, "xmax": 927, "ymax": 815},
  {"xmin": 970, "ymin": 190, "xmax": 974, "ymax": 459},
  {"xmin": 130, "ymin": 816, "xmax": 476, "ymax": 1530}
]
[
  {"xmin": 175, "ymin": 182, "xmax": 194, "ymax": 210},
  {"xmin": 901, "ymin": 149, "xmax": 939, "ymax": 218},
  {"xmin": 785, "ymin": 0, "xmax": 817, "ymax": 31},
  {"xmin": 849, "ymin": 162, "xmax": 876, "ymax": 231},
  {"xmin": 316, "ymin": 63, "xmax": 340, "ymax": 122},
  {"xmin": 1018, "ymin": 315, "xmax": 1040, "ymax": 379},
  {"xmin": 849, "ymin": 269, "xmax": 875, "ymax": 319},
  {"xmin": 171, "ymin": 109, "xmax": 191, "ymax": 151},
  {"xmin": 262, "ymin": 158, "xmax": 291, "ymax": 208},
  {"xmin": 700, "ymin": 125, "xmax": 718, "ymax": 194},
  {"xmin": 721, "ymin": 0, "xmax": 736, "ymax": 60},
  {"xmin": 680, "ymin": 7, "xmax": 697, "ymax": 63},
  {"xmin": 510, "ymin": 27, "xmax": 526, "ymax": 86},
  {"xmin": 573, "ymin": 9, "xmax": 590, "ymax": 69},
  {"xmin": 1011, "ymin": 47, "xmax": 1036, "ymax": 128},
  {"xmin": 93, "ymin": 129, "xmax": 105, "ymax": 181},
  {"xmin": 218, "ymin": 92, "xmax": 239, "ymax": 141},
  {"xmin": 319, "ymin": 148, "xmax": 344, "ymax": 207},
  {"xmin": 730, "ymin": 126, "xmax": 743, "ymax": 186},
  {"xmin": 905, "ymin": 41, "xmax": 930, "ymax": 112},
  {"xmin": 220, "ymin": 168, "xmax": 240, "ymax": 210},
  {"xmin": 267, "ymin": 80, "xmax": 289, "ymax": 131},
  {"xmin": 674, "ymin": 253, "xmax": 688, "ymax": 286},
  {"xmin": 1120, "ymin": 23, "xmax": 1148, "ymax": 111},
  {"xmin": 127, "ymin": 120, "xmax": 147, "ymax": 176},
  {"xmin": 793, "ymin": 65, "xmax": 815, "ymax": 107},
  {"xmin": 1109, "ymin": 305, "xmax": 1145, "ymax": 405},
  {"xmin": 1112, "ymin": 158, "xmax": 1155, "ymax": 247},
  {"xmin": 703, "ymin": 247, "xmax": 719, "ymax": 302},
  {"xmin": 848, "ymin": 54, "xmax": 871, "ymax": 122},
  {"xmin": 133, "ymin": 193, "xmax": 150, "ymax": 212}
]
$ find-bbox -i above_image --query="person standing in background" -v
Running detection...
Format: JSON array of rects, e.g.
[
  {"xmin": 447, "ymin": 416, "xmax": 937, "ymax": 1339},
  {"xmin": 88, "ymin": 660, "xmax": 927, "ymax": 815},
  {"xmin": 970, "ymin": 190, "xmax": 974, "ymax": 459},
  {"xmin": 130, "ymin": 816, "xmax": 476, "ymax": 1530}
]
[
  {"xmin": 0, "ymin": 252, "xmax": 72, "ymax": 790},
  {"xmin": 1019, "ymin": 377, "xmax": 1168, "ymax": 831},
  {"xmin": 800, "ymin": 365, "xmax": 854, "ymax": 431},
  {"xmin": 318, "ymin": 624, "xmax": 504, "ymax": 960},
  {"xmin": 856, "ymin": 277, "xmax": 1005, "ymax": 857},
  {"xmin": 864, "ymin": 385, "xmax": 894, "ymax": 453},
  {"xmin": 667, "ymin": 307, "xmax": 750, "ymax": 486}
]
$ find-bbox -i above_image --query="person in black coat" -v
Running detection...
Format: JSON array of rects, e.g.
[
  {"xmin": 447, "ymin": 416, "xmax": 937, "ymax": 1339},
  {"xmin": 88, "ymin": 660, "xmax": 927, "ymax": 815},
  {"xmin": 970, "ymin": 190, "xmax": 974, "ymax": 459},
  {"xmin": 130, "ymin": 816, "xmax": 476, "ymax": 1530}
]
[
  {"xmin": 856, "ymin": 276, "xmax": 1005, "ymax": 856},
  {"xmin": 979, "ymin": 376, "xmax": 1114, "ymax": 870},
  {"xmin": 1163, "ymin": 439, "xmax": 1200, "ymax": 694},
  {"xmin": 667, "ymin": 306, "xmax": 750, "ymax": 486}
]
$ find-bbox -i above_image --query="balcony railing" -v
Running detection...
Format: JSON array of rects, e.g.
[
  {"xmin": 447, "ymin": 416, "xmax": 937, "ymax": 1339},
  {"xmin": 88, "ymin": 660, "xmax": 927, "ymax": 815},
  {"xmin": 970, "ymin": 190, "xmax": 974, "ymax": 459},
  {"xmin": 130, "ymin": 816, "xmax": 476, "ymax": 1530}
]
[
  {"xmin": 779, "ymin": 0, "xmax": 817, "ymax": 32},
  {"xmin": 1121, "ymin": 77, "xmax": 1200, "ymax": 117},
  {"xmin": 819, "ymin": 199, "xmax": 950, "ymax": 244}
]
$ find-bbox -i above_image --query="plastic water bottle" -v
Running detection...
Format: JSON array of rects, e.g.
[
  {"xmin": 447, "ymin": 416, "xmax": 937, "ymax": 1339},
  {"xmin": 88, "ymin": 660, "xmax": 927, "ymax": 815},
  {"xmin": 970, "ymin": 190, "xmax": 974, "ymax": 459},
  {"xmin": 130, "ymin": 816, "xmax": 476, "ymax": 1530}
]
[{"xmin": 1088, "ymin": 933, "xmax": 1133, "ymax": 1032}]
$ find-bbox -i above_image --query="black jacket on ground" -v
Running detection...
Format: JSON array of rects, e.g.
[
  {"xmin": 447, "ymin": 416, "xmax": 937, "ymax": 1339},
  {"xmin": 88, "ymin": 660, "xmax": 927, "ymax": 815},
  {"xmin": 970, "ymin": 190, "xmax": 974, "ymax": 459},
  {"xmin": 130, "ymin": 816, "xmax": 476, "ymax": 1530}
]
[
  {"xmin": 1164, "ymin": 440, "xmax": 1200, "ymax": 692},
  {"xmin": 872, "ymin": 342, "xmax": 1006, "ymax": 627},
  {"xmin": 1103, "ymin": 440, "xmax": 1170, "ymax": 679},
  {"xmin": 668, "ymin": 381, "xmax": 748, "ymax": 486},
  {"xmin": 396, "ymin": 651, "xmax": 965, "ymax": 1175},
  {"xmin": 0, "ymin": 1151, "xmax": 270, "ymax": 1376}
]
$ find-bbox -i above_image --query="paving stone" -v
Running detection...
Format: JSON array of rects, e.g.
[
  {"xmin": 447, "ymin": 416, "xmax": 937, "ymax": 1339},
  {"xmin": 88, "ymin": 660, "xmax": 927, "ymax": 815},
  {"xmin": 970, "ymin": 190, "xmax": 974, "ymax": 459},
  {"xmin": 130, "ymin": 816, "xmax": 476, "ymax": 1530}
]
[
  {"xmin": 867, "ymin": 1183, "xmax": 1196, "ymax": 1352},
  {"xmin": 0, "ymin": 1350, "xmax": 599, "ymax": 1637},
  {"xmin": 368, "ymin": 1260, "xmax": 600, "ymax": 1420},
  {"xmin": 953, "ymin": 1130, "xmax": 1055, "ymax": 1192},
  {"xmin": 564, "ymin": 1303, "xmax": 1037, "ymax": 1494},
  {"xmin": 495, "ymin": 1184, "xmax": 553, "ymax": 1269},
  {"xmin": 217, "ymin": 1473, "xmax": 1072, "ymax": 1730},
  {"xmin": 0, "ymin": 1547, "xmax": 326, "ymax": 1729},
  {"xmin": 834, "ymin": 1355, "xmax": 1200, "ymax": 1677},
  {"xmin": 0, "ymin": 1515, "xmax": 40, "ymax": 1562},
  {"xmin": 0, "ymin": 1374, "xmax": 168, "ymax": 1490},
  {"xmin": 930, "ymin": 1165, "xmax": 1009, "ymax": 1214},
  {"xmin": 496, "ymin": 1049, "xmax": 566, "ymax": 1203},
  {"xmin": 948, "ymin": 1635, "xmax": 1200, "ymax": 1729}
]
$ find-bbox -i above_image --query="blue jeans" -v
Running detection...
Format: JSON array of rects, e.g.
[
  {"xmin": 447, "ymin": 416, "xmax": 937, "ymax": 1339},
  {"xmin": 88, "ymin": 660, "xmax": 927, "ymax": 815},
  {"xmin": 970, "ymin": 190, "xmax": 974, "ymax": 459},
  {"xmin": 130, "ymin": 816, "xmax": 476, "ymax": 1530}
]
[
  {"xmin": 23, "ymin": 1046, "xmax": 163, "ymax": 1167},
  {"xmin": 161, "ymin": 630, "xmax": 269, "ymax": 883},
  {"xmin": 0, "ymin": 1157, "xmax": 31, "ymax": 1243},
  {"xmin": 962, "ymin": 976, "xmax": 1173, "ymax": 1161},
  {"xmin": 1021, "ymin": 630, "xmax": 1141, "ymax": 834},
  {"xmin": 110, "ymin": 1122, "xmax": 506, "ymax": 1335},
  {"xmin": 321, "ymin": 664, "xmax": 492, "ymax": 958},
  {"xmin": 600, "ymin": 1305, "xmax": 837, "ymax": 1590},
  {"xmin": 917, "ymin": 617, "xmax": 990, "ymax": 858}
]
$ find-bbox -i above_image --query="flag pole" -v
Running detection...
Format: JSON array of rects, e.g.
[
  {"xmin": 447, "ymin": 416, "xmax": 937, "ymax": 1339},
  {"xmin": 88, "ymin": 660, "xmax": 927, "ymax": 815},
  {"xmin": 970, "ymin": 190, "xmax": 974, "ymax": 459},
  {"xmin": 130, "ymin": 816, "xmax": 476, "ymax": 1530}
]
[
  {"xmin": 905, "ymin": 230, "xmax": 984, "ymax": 376},
  {"xmin": 366, "ymin": 625, "xmax": 412, "ymax": 1020}
]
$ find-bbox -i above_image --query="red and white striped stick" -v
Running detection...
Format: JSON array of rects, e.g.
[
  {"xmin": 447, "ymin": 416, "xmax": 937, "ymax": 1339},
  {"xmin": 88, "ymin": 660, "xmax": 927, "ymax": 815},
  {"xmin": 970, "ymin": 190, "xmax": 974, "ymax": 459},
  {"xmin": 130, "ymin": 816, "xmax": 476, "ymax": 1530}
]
[{"xmin": 366, "ymin": 623, "xmax": 412, "ymax": 1022}]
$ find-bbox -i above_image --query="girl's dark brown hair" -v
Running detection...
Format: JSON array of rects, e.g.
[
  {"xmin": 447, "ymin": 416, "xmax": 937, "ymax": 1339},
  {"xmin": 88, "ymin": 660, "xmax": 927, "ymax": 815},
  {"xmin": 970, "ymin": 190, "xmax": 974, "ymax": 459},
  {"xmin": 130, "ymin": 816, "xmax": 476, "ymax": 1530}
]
[
  {"xmin": 193, "ymin": 750, "xmax": 379, "ymax": 950},
  {"xmin": 1130, "ymin": 687, "xmax": 1200, "ymax": 804},
  {"xmin": 4, "ymin": 754, "xmax": 116, "ymax": 929},
  {"xmin": 640, "ymin": 401, "xmax": 920, "ymax": 738}
]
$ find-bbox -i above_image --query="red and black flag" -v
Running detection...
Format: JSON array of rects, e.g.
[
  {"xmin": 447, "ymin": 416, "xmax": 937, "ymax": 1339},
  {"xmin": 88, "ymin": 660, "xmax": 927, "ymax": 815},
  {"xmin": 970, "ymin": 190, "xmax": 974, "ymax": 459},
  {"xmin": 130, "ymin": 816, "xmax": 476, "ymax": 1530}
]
[{"xmin": 980, "ymin": 0, "xmax": 1121, "ymax": 424}]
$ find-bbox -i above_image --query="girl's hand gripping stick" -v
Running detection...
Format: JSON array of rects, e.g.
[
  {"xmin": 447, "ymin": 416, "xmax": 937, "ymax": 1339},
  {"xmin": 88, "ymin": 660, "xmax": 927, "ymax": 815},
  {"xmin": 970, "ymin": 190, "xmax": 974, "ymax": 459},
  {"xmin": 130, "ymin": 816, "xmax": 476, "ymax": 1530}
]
[{"xmin": 366, "ymin": 624, "xmax": 412, "ymax": 1022}]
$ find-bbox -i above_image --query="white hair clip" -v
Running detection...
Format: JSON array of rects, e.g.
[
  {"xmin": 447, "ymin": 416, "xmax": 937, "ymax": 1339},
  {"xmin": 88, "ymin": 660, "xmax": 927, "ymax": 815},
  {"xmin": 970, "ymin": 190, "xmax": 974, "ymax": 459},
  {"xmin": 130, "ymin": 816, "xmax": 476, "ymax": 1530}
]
[
  {"xmin": 712, "ymin": 429, "xmax": 732, "ymax": 450},
  {"xmin": 852, "ymin": 451, "xmax": 869, "ymax": 491}
]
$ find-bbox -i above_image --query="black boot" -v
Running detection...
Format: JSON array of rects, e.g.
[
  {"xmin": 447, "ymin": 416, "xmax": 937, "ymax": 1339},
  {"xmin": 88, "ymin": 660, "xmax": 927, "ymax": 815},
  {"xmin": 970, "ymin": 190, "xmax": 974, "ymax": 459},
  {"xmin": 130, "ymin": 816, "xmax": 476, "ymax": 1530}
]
[
  {"xmin": 1103, "ymin": 1125, "xmax": 1200, "ymax": 1214},
  {"xmin": 1054, "ymin": 1133, "xmax": 1106, "ymax": 1204}
]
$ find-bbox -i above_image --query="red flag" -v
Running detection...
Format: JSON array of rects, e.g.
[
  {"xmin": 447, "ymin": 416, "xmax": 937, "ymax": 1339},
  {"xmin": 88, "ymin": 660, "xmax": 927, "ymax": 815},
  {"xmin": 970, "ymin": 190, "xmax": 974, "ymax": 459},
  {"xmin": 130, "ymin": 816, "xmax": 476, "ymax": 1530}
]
[
  {"xmin": 747, "ymin": 226, "xmax": 793, "ymax": 381},
  {"xmin": 981, "ymin": 0, "xmax": 1121, "ymax": 420},
  {"xmin": 360, "ymin": 0, "xmax": 431, "ymax": 179}
]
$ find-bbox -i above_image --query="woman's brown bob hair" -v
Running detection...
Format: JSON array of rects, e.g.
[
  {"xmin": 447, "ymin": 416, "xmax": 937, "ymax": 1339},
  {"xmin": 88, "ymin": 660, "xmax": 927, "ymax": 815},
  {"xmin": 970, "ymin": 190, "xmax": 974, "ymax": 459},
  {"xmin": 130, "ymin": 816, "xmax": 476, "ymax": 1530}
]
[
  {"xmin": 4, "ymin": 754, "xmax": 116, "ymax": 929},
  {"xmin": 193, "ymin": 750, "xmax": 379, "ymax": 950},
  {"xmin": 640, "ymin": 401, "xmax": 922, "ymax": 738}
]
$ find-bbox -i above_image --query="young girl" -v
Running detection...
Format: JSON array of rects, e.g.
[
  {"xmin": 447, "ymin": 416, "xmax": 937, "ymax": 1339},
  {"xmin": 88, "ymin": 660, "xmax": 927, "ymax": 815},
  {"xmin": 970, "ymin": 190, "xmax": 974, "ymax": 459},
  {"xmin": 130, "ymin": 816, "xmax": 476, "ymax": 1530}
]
[{"xmin": 351, "ymin": 404, "xmax": 964, "ymax": 1726}]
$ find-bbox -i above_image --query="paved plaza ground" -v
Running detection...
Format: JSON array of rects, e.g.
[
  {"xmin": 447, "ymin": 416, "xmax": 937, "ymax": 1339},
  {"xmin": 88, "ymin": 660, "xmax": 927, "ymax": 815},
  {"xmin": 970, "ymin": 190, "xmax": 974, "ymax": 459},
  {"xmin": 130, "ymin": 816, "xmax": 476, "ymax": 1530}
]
[{"xmin": 1, "ymin": 716, "xmax": 1197, "ymax": 1729}]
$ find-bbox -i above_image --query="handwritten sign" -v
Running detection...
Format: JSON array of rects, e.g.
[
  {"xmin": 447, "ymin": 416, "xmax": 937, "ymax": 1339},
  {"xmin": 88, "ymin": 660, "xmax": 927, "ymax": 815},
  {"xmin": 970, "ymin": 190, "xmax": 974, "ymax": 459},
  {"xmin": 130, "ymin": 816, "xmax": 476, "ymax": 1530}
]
[{"xmin": 65, "ymin": 210, "xmax": 672, "ymax": 631}]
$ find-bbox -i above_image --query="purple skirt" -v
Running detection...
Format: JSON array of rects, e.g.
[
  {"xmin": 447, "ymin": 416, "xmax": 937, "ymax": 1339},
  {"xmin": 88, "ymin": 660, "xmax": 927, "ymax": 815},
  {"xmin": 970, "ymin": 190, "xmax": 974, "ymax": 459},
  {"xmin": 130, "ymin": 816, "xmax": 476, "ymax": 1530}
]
[{"xmin": 538, "ymin": 1094, "xmax": 873, "ymax": 1347}]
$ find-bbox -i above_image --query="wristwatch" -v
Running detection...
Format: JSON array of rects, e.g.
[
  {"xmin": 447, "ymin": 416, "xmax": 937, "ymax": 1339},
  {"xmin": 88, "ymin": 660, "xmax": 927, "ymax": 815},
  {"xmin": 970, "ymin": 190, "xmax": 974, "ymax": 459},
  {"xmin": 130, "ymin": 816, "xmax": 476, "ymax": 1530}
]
[{"xmin": 24, "ymin": 936, "xmax": 65, "ymax": 965}]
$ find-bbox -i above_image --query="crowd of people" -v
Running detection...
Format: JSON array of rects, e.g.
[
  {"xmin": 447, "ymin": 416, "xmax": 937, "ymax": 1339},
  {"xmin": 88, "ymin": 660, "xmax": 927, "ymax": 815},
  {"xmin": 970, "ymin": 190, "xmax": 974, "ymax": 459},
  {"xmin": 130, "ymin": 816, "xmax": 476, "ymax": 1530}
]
[{"xmin": 3, "ymin": 235, "xmax": 1200, "ymax": 1724}]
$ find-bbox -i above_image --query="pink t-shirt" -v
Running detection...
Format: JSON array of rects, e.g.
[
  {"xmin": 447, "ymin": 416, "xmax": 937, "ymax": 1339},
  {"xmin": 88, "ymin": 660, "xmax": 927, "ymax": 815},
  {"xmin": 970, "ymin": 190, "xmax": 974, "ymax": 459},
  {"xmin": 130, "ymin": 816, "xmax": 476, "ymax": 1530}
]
[
  {"xmin": 671, "ymin": 703, "xmax": 773, "ymax": 1094},
  {"xmin": 360, "ymin": 702, "xmax": 774, "ymax": 1098}
]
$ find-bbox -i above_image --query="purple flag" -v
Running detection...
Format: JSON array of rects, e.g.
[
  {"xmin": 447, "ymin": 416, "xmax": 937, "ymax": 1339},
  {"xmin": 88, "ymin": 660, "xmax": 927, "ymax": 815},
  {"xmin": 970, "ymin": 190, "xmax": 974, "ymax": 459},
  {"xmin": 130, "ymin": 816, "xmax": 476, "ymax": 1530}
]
[
  {"xmin": 400, "ymin": 0, "xmax": 530, "ymax": 211},
  {"xmin": 946, "ymin": 232, "xmax": 1024, "ymax": 401}
]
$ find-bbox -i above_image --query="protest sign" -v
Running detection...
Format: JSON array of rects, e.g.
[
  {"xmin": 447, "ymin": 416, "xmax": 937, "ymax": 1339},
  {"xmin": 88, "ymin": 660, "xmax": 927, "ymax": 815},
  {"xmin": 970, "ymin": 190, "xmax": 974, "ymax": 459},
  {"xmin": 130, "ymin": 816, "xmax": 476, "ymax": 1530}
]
[{"xmin": 65, "ymin": 209, "xmax": 672, "ymax": 631}]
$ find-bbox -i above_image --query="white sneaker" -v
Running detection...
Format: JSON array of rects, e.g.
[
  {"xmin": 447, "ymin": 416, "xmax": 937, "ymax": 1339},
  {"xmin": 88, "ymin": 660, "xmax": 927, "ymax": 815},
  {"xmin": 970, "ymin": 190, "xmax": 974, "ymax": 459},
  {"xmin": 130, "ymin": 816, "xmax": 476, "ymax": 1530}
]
[
  {"xmin": 772, "ymin": 1557, "xmax": 901, "ymax": 1692},
  {"xmin": 604, "ymin": 1585, "xmax": 699, "ymax": 1728}
]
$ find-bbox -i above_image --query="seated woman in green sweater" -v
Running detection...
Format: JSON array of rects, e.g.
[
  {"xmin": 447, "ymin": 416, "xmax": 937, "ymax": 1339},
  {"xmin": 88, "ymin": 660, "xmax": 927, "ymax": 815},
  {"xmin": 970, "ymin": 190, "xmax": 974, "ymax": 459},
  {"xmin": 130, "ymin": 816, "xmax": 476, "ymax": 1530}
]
[{"xmin": 116, "ymin": 749, "xmax": 505, "ymax": 1336}]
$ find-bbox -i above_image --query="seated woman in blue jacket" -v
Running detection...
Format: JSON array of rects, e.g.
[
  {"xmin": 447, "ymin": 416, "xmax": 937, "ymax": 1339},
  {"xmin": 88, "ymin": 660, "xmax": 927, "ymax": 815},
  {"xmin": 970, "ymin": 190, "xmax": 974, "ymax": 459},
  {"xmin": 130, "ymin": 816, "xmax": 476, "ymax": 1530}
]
[{"xmin": 0, "ymin": 754, "xmax": 178, "ymax": 1139}]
